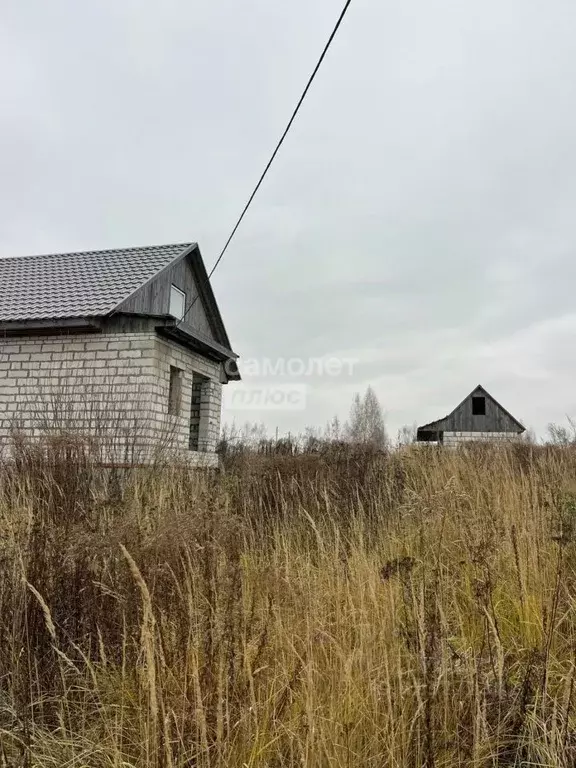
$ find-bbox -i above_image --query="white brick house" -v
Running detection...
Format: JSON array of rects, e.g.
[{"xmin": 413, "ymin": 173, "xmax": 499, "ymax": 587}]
[{"xmin": 0, "ymin": 243, "xmax": 239, "ymax": 466}]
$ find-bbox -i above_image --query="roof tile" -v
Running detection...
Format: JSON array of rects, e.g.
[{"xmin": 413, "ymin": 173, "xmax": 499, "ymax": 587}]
[{"xmin": 0, "ymin": 243, "xmax": 194, "ymax": 322}]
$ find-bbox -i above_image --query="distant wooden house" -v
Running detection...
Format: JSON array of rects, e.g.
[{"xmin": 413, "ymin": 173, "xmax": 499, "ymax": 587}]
[{"xmin": 416, "ymin": 385, "xmax": 525, "ymax": 446}]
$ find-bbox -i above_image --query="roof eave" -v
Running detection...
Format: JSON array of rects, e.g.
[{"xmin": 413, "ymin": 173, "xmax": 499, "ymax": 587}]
[
  {"xmin": 0, "ymin": 317, "xmax": 103, "ymax": 336},
  {"xmin": 156, "ymin": 318, "xmax": 240, "ymax": 381},
  {"xmin": 416, "ymin": 421, "xmax": 444, "ymax": 433}
]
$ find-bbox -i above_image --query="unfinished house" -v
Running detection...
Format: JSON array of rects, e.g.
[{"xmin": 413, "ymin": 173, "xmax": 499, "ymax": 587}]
[
  {"xmin": 416, "ymin": 385, "xmax": 525, "ymax": 447},
  {"xmin": 0, "ymin": 242, "xmax": 239, "ymax": 465}
]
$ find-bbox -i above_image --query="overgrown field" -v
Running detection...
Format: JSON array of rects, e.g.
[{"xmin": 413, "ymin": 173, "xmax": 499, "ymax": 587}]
[{"xmin": 2, "ymin": 443, "xmax": 576, "ymax": 766}]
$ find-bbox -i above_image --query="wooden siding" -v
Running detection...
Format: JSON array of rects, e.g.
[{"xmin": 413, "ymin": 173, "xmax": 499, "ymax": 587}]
[
  {"xmin": 420, "ymin": 387, "xmax": 523, "ymax": 434},
  {"xmin": 118, "ymin": 254, "xmax": 216, "ymax": 342}
]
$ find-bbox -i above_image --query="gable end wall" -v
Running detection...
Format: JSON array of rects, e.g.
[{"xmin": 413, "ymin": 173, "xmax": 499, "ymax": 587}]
[
  {"xmin": 425, "ymin": 395, "xmax": 522, "ymax": 433},
  {"xmin": 118, "ymin": 254, "xmax": 216, "ymax": 341}
]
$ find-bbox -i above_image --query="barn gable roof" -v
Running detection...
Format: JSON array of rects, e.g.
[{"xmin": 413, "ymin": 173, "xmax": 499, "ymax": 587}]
[
  {"xmin": 0, "ymin": 242, "xmax": 195, "ymax": 322},
  {"xmin": 417, "ymin": 384, "xmax": 525, "ymax": 434}
]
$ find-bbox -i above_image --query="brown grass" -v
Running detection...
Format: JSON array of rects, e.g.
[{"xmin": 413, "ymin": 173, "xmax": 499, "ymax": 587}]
[{"xmin": 1, "ymin": 442, "xmax": 576, "ymax": 766}]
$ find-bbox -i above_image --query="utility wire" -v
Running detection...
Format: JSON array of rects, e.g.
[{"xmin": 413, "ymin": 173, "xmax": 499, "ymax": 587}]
[{"xmin": 179, "ymin": 0, "xmax": 353, "ymax": 328}]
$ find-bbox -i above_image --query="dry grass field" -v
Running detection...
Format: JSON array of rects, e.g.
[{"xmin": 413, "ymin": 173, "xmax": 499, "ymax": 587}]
[{"xmin": 1, "ymin": 441, "xmax": 576, "ymax": 766}]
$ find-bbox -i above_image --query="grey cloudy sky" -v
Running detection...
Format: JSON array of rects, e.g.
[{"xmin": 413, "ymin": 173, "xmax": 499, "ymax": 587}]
[{"xmin": 2, "ymin": 0, "xmax": 576, "ymax": 439}]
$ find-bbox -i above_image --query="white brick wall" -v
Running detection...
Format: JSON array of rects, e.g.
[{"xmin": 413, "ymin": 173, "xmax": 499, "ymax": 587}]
[
  {"xmin": 0, "ymin": 332, "xmax": 223, "ymax": 466},
  {"xmin": 443, "ymin": 431, "xmax": 520, "ymax": 447}
]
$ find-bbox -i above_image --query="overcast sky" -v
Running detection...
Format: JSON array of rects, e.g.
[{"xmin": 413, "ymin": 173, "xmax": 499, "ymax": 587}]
[{"xmin": 2, "ymin": 0, "xmax": 576, "ymax": 439}]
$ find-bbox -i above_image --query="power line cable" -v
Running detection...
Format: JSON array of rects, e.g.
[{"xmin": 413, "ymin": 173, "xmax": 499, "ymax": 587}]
[{"xmin": 179, "ymin": 0, "xmax": 353, "ymax": 328}]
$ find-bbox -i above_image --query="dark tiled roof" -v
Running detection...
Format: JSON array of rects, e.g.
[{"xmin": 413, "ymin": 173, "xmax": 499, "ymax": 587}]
[{"xmin": 0, "ymin": 242, "xmax": 194, "ymax": 322}]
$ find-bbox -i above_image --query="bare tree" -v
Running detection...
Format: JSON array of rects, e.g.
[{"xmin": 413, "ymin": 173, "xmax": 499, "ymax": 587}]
[
  {"xmin": 219, "ymin": 420, "xmax": 268, "ymax": 453},
  {"xmin": 324, "ymin": 414, "xmax": 342, "ymax": 441},
  {"xmin": 345, "ymin": 386, "xmax": 387, "ymax": 449},
  {"xmin": 520, "ymin": 426, "xmax": 537, "ymax": 444},
  {"xmin": 397, "ymin": 422, "xmax": 417, "ymax": 447},
  {"xmin": 547, "ymin": 417, "xmax": 576, "ymax": 446}
]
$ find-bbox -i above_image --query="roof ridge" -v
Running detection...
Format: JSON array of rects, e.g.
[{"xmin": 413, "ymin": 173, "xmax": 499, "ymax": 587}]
[{"xmin": 0, "ymin": 242, "xmax": 195, "ymax": 264}]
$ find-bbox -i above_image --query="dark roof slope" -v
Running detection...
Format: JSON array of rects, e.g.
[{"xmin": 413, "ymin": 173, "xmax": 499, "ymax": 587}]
[{"xmin": 0, "ymin": 243, "xmax": 193, "ymax": 322}]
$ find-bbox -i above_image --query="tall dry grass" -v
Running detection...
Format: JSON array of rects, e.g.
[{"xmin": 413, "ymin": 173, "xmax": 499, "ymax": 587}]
[{"xmin": 1, "ymin": 442, "xmax": 576, "ymax": 766}]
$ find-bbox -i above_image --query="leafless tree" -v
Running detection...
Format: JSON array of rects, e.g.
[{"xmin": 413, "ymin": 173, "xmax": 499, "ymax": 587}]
[
  {"xmin": 345, "ymin": 386, "xmax": 387, "ymax": 449},
  {"xmin": 397, "ymin": 422, "xmax": 417, "ymax": 447},
  {"xmin": 547, "ymin": 417, "xmax": 576, "ymax": 446}
]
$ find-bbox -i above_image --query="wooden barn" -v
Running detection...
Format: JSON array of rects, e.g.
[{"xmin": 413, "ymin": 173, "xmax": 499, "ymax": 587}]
[{"xmin": 416, "ymin": 385, "xmax": 525, "ymax": 447}]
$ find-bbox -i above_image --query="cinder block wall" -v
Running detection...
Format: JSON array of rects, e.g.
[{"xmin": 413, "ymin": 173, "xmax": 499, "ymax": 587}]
[
  {"xmin": 0, "ymin": 331, "xmax": 223, "ymax": 465},
  {"xmin": 152, "ymin": 335, "xmax": 223, "ymax": 460},
  {"xmin": 443, "ymin": 431, "xmax": 520, "ymax": 448}
]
